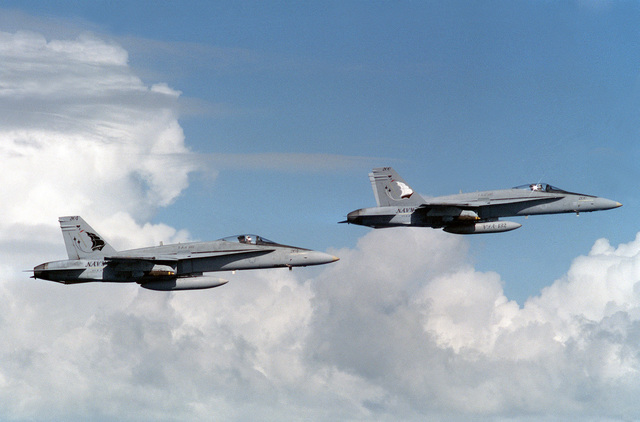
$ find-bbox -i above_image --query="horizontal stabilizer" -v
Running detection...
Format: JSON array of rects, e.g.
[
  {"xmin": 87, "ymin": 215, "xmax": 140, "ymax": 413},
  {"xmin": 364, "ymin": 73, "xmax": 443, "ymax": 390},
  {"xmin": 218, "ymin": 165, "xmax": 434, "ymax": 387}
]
[{"xmin": 32, "ymin": 261, "xmax": 88, "ymax": 283}]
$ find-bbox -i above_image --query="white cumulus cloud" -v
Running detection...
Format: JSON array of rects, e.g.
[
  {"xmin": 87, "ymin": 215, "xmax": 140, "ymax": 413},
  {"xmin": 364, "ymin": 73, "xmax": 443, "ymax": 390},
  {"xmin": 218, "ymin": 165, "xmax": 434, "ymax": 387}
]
[
  {"xmin": 7, "ymin": 227, "xmax": 640, "ymax": 421},
  {"xmin": 0, "ymin": 31, "xmax": 196, "ymax": 237},
  {"xmin": 306, "ymin": 229, "xmax": 640, "ymax": 421}
]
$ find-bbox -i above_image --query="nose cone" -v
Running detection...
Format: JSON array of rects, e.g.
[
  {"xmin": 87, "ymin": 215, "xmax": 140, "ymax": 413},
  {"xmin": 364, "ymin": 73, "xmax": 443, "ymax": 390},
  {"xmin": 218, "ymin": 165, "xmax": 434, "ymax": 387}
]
[
  {"xmin": 596, "ymin": 198, "xmax": 622, "ymax": 211},
  {"xmin": 292, "ymin": 250, "xmax": 340, "ymax": 267},
  {"xmin": 308, "ymin": 251, "xmax": 340, "ymax": 266}
]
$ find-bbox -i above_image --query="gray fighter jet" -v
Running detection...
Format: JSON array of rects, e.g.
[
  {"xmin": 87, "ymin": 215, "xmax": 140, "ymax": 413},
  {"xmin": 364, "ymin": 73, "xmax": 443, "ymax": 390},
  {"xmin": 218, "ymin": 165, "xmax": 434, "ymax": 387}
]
[
  {"xmin": 343, "ymin": 167, "xmax": 621, "ymax": 234},
  {"xmin": 33, "ymin": 216, "xmax": 339, "ymax": 290}
]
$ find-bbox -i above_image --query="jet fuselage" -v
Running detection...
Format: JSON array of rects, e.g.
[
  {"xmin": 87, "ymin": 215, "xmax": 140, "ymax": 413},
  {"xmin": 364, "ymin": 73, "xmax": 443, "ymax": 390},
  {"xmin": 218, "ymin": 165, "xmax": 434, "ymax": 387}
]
[
  {"xmin": 345, "ymin": 168, "xmax": 621, "ymax": 234},
  {"xmin": 33, "ymin": 217, "xmax": 339, "ymax": 290},
  {"xmin": 34, "ymin": 242, "xmax": 336, "ymax": 283}
]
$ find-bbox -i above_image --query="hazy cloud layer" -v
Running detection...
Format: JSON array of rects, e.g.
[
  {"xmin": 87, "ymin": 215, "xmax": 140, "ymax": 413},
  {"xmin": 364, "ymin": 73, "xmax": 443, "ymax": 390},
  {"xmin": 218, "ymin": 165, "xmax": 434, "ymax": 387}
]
[{"xmin": 2, "ymin": 30, "xmax": 640, "ymax": 422}]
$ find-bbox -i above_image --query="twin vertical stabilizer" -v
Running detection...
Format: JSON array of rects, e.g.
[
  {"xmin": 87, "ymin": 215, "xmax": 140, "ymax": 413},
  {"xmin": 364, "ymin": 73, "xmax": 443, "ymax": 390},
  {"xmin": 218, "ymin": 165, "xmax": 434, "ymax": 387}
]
[
  {"xmin": 59, "ymin": 216, "xmax": 117, "ymax": 259},
  {"xmin": 368, "ymin": 167, "xmax": 425, "ymax": 207}
]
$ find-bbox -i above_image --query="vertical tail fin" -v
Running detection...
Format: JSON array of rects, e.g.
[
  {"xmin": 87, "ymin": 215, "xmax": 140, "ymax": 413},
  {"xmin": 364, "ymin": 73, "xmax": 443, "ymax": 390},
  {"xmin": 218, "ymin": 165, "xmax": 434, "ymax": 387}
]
[
  {"xmin": 368, "ymin": 167, "xmax": 425, "ymax": 207},
  {"xmin": 59, "ymin": 216, "xmax": 117, "ymax": 259}
]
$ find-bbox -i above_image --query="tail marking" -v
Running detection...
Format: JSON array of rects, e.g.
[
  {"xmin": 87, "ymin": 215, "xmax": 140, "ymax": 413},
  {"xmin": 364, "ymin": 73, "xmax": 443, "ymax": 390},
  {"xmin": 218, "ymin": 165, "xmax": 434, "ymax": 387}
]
[
  {"xmin": 59, "ymin": 216, "xmax": 116, "ymax": 259},
  {"xmin": 369, "ymin": 167, "xmax": 424, "ymax": 207}
]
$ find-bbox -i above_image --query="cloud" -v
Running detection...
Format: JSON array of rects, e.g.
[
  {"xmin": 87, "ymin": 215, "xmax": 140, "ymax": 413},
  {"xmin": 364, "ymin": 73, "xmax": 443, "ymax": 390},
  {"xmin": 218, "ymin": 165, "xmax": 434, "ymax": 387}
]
[
  {"xmin": 306, "ymin": 229, "xmax": 640, "ymax": 420},
  {"xmin": 0, "ymin": 31, "xmax": 197, "ymax": 234},
  {"xmin": 8, "ymin": 226, "xmax": 640, "ymax": 421}
]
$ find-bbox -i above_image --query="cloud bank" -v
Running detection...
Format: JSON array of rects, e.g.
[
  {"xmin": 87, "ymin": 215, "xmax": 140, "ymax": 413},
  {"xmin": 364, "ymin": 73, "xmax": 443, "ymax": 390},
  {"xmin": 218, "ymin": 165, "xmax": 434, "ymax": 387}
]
[
  {"xmin": 0, "ymin": 30, "xmax": 195, "ymax": 251},
  {"xmin": 1, "ymin": 30, "xmax": 640, "ymax": 422},
  {"xmin": 4, "ymin": 227, "xmax": 640, "ymax": 421}
]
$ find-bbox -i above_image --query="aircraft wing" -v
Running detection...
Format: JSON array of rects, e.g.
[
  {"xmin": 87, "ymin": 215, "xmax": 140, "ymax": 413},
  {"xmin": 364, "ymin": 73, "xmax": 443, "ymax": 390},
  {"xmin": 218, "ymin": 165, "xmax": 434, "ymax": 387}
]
[
  {"xmin": 414, "ymin": 196, "xmax": 561, "ymax": 220},
  {"xmin": 105, "ymin": 248, "xmax": 276, "ymax": 264},
  {"xmin": 421, "ymin": 195, "xmax": 558, "ymax": 208},
  {"xmin": 105, "ymin": 255, "xmax": 180, "ymax": 264}
]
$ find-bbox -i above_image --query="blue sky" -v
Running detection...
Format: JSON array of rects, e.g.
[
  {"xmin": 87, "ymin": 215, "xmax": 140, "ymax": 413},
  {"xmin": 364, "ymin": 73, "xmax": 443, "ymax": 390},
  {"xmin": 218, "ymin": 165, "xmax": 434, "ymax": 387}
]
[
  {"xmin": 1, "ymin": 1, "xmax": 639, "ymax": 421},
  {"xmin": 7, "ymin": 0, "xmax": 633, "ymax": 301}
]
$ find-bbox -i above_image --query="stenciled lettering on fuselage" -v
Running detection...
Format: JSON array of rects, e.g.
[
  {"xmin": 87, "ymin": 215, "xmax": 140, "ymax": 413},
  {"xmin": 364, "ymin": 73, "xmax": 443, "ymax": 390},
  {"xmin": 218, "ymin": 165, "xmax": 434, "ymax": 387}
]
[
  {"xmin": 86, "ymin": 260, "xmax": 106, "ymax": 267},
  {"xmin": 396, "ymin": 207, "xmax": 418, "ymax": 214}
]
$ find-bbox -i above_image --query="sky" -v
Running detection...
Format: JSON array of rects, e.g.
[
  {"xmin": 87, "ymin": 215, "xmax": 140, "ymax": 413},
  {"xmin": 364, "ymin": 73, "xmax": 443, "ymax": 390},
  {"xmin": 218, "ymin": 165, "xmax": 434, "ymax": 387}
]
[{"xmin": 0, "ymin": 1, "xmax": 639, "ymax": 421}]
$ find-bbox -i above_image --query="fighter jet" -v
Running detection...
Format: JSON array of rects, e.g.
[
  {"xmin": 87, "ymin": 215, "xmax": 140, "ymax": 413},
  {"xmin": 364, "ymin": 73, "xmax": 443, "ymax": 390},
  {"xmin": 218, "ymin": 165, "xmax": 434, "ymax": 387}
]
[
  {"xmin": 33, "ymin": 216, "xmax": 339, "ymax": 290},
  {"xmin": 343, "ymin": 167, "xmax": 621, "ymax": 234}
]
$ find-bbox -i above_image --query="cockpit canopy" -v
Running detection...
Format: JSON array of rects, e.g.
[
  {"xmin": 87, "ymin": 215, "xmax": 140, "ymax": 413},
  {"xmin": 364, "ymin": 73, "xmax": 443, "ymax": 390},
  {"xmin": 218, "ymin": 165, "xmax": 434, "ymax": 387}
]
[
  {"xmin": 218, "ymin": 234, "xmax": 278, "ymax": 246},
  {"xmin": 513, "ymin": 183, "xmax": 569, "ymax": 194}
]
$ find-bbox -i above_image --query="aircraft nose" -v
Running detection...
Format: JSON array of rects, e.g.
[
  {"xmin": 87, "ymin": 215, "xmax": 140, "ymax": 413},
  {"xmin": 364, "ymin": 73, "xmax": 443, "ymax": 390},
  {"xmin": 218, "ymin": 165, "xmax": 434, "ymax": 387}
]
[
  {"xmin": 597, "ymin": 198, "xmax": 622, "ymax": 210},
  {"xmin": 297, "ymin": 250, "xmax": 340, "ymax": 267},
  {"xmin": 311, "ymin": 251, "xmax": 340, "ymax": 265}
]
